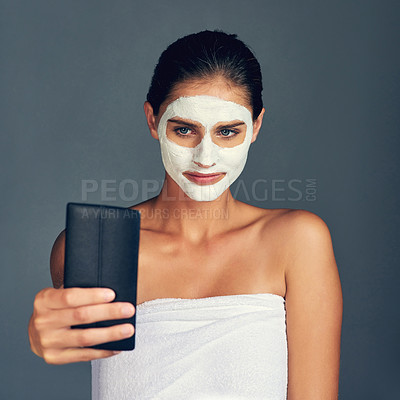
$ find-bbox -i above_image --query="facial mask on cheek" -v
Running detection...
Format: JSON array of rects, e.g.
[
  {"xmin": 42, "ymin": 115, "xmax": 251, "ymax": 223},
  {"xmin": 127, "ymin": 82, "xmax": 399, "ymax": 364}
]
[{"xmin": 157, "ymin": 95, "xmax": 254, "ymax": 202}]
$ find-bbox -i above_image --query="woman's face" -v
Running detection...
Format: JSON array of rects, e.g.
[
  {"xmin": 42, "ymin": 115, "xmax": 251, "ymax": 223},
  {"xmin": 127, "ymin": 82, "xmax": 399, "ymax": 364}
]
[{"xmin": 147, "ymin": 77, "xmax": 264, "ymax": 202}]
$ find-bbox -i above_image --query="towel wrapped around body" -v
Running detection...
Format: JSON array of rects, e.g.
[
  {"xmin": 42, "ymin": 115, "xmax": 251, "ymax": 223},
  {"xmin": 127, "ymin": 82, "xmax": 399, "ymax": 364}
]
[{"xmin": 92, "ymin": 293, "xmax": 288, "ymax": 400}]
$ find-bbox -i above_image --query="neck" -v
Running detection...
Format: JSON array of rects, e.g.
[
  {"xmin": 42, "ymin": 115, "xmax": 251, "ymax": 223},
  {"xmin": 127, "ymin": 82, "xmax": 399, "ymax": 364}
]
[{"xmin": 148, "ymin": 175, "xmax": 241, "ymax": 242}]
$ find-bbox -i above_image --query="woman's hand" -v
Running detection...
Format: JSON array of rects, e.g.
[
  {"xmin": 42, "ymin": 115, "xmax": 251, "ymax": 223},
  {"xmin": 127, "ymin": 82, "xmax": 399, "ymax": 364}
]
[{"xmin": 28, "ymin": 286, "xmax": 135, "ymax": 364}]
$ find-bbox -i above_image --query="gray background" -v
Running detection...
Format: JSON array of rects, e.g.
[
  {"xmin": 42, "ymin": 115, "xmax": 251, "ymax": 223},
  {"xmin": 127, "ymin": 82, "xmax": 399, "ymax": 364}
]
[{"xmin": 1, "ymin": 0, "xmax": 399, "ymax": 399}]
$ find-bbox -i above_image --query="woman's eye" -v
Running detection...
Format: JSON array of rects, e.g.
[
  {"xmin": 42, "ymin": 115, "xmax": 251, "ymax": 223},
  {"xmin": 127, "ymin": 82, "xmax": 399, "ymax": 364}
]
[
  {"xmin": 175, "ymin": 127, "xmax": 192, "ymax": 136},
  {"xmin": 219, "ymin": 129, "xmax": 238, "ymax": 138}
]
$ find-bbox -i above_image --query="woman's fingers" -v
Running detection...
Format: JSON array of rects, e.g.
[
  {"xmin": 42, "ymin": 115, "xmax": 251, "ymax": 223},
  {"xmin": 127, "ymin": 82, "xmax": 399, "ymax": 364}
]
[
  {"xmin": 29, "ymin": 286, "xmax": 135, "ymax": 364},
  {"xmin": 42, "ymin": 347, "xmax": 122, "ymax": 365},
  {"xmin": 35, "ymin": 287, "xmax": 116, "ymax": 311},
  {"xmin": 44, "ymin": 301, "xmax": 135, "ymax": 329},
  {"xmin": 41, "ymin": 324, "xmax": 135, "ymax": 351}
]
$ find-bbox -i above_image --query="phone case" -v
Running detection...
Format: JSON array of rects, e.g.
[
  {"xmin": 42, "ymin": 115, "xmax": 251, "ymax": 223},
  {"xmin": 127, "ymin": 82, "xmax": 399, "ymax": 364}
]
[{"xmin": 64, "ymin": 202, "xmax": 140, "ymax": 351}]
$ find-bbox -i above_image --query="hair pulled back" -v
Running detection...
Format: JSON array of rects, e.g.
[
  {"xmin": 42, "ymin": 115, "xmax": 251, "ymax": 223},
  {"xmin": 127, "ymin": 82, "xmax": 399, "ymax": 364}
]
[{"xmin": 146, "ymin": 30, "xmax": 263, "ymax": 121}]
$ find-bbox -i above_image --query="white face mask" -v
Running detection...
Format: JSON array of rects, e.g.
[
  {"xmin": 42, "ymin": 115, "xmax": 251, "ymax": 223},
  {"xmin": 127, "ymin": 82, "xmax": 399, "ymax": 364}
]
[{"xmin": 157, "ymin": 95, "xmax": 254, "ymax": 202}]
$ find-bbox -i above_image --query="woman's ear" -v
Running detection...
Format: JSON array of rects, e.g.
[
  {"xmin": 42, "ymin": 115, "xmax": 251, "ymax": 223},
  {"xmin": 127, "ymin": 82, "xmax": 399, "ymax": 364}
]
[
  {"xmin": 251, "ymin": 107, "xmax": 265, "ymax": 143},
  {"xmin": 143, "ymin": 101, "xmax": 159, "ymax": 140}
]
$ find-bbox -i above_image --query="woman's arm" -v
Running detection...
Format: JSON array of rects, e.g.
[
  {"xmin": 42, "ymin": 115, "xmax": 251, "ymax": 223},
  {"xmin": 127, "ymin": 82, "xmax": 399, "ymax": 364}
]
[{"xmin": 285, "ymin": 210, "xmax": 343, "ymax": 400}]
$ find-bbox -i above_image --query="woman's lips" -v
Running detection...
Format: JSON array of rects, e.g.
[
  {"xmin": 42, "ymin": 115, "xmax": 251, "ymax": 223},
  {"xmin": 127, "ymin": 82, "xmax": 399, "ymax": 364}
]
[{"xmin": 183, "ymin": 171, "xmax": 226, "ymax": 185}]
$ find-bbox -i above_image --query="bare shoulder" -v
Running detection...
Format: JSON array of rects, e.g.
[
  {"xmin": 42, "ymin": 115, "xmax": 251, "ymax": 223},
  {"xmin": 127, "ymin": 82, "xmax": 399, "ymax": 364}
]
[
  {"xmin": 50, "ymin": 229, "xmax": 65, "ymax": 289},
  {"xmin": 254, "ymin": 207, "xmax": 341, "ymax": 295},
  {"xmin": 280, "ymin": 210, "xmax": 342, "ymax": 322},
  {"xmin": 258, "ymin": 207, "xmax": 330, "ymax": 234},
  {"xmin": 281, "ymin": 208, "xmax": 331, "ymax": 233},
  {"xmin": 257, "ymin": 208, "xmax": 334, "ymax": 259},
  {"xmin": 277, "ymin": 208, "xmax": 337, "ymax": 272}
]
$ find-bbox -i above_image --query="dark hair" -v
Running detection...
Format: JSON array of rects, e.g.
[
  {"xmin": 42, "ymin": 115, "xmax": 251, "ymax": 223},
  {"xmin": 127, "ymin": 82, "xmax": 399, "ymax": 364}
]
[{"xmin": 146, "ymin": 30, "xmax": 263, "ymax": 121}]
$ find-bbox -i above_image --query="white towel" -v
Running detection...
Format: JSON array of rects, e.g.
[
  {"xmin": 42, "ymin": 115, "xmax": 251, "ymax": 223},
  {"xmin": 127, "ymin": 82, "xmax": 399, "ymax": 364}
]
[{"xmin": 92, "ymin": 293, "xmax": 288, "ymax": 400}]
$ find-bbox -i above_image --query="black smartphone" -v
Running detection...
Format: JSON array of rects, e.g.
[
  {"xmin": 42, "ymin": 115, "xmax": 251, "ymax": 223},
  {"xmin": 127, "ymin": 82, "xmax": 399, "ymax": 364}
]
[{"xmin": 64, "ymin": 202, "xmax": 140, "ymax": 351}]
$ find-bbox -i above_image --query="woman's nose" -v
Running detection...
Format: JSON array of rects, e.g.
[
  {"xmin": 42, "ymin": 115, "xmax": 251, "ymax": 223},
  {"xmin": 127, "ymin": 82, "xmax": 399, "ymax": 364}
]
[
  {"xmin": 192, "ymin": 134, "xmax": 218, "ymax": 167},
  {"xmin": 194, "ymin": 161, "xmax": 216, "ymax": 168}
]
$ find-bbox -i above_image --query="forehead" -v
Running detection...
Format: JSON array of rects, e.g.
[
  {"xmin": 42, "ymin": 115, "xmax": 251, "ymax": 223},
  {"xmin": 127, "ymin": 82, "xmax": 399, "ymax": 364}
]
[
  {"xmin": 156, "ymin": 77, "xmax": 253, "ymax": 120},
  {"xmin": 163, "ymin": 95, "xmax": 253, "ymax": 127}
]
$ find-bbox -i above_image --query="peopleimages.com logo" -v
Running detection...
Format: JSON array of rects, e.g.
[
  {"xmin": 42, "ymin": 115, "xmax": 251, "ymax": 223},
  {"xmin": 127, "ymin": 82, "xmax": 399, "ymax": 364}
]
[{"xmin": 81, "ymin": 178, "xmax": 317, "ymax": 202}]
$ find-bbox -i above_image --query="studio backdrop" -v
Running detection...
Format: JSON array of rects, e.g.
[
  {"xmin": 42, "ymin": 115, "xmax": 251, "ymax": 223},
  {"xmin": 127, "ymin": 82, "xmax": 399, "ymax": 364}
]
[{"xmin": 0, "ymin": 0, "xmax": 399, "ymax": 399}]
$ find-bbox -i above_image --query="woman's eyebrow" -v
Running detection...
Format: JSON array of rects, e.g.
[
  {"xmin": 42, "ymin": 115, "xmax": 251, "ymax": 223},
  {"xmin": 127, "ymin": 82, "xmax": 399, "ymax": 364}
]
[
  {"xmin": 168, "ymin": 119, "xmax": 246, "ymax": 130},
  {"xmin": 167, "ymin": 118, "xmax": 201, "ymax": 129},
  {"xmin": 215, "ymin": 121, "xmax": 246, "ymax": 129}
]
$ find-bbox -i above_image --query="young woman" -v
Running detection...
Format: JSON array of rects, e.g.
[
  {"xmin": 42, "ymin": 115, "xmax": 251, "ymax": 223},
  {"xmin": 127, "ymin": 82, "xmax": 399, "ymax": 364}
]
[{"xmin": 28, "ymin": 30, "xmax": 343, "ymax": 399}]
